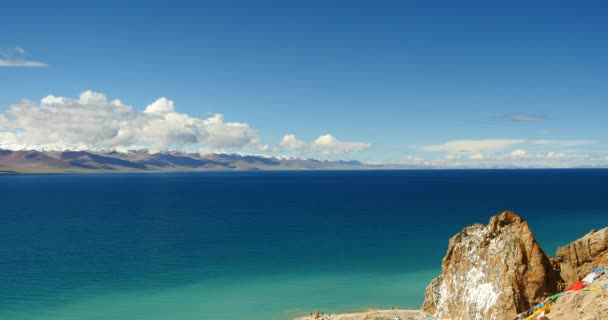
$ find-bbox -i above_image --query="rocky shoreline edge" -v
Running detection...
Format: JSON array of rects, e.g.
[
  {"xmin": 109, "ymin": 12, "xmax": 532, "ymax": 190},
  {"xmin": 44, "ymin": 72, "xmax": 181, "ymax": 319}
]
[{"xmin": 293, "ymin": 211, "xmax": 608, "ymax": 320}]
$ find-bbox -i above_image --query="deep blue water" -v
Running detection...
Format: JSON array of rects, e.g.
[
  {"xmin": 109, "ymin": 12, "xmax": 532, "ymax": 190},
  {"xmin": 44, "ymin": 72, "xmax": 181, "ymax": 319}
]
[{"xmin": 1, "ymin": 170, "xmax": 607, "ymax": 319}]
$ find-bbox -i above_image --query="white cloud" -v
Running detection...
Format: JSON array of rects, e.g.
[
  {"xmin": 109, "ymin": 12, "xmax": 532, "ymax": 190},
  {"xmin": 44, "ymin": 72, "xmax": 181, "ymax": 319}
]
[
  {"xmin": 5, "ymin": 92, "xmax": 137, "ymax": 149},
  {"xmin": 0, "ymin": 114, "xmax": 13, "ymax": 130},
  {"xmin": 545, "ymin": 152, "xmax": 567, "ymax": 159},
  {"xmin": 311, "ymin": 134, "xmax": 371, "ymax": 154},
  {"xmin": 274, "ymin": 134, "xmax": 371, "ymax": 156},
  {"xmin": 0, "ymin": 90, "xmax": 265, "ymax": 152},
  {"xmin": 532, "ymin": 139, "xmax": 596, "ymax": 147},
  {"xmin": 0, "ymin": 47, "xmax": 47, "ymax": 67},
  {"xmin": 503, "ymin": 113, "xmax": 547, "ymax": 122},
  {"xmin": 278, "ymin": 134, "xmax": 306, "ymax": 150},
  {"xmin": 413, "ymin": 138, "xmax": 607, "ymax": 167},
  {"xmin": 144, "ymin": 97, "xmax": 175, "ymax": 114},
  {"xmin": 510, "ymin": 149, "xmax": 528, "ymax": 158},
  {"xmin": 201, "ymin": 114, "xmax": 267, "ymax": 151},
  {"xmin": 423, "ymin": 139, "xmax": 525, "ymax": 153},
  {"xmin": 1, "ymin": 91, "xmax": 368, "ymax": 156},
  {"xmin": 0, "ymin": 59, "xmax": 48, "ymax": 67},
  {"xmin": 393, "ymin": 151, "xmax": 607, "ymax": 168}
]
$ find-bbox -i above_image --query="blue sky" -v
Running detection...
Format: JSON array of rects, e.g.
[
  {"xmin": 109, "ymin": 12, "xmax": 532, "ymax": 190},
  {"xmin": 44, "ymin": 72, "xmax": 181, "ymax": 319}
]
[{"xmin": 1, "ymin": 1, "xmax": 607, "ymax": 166}]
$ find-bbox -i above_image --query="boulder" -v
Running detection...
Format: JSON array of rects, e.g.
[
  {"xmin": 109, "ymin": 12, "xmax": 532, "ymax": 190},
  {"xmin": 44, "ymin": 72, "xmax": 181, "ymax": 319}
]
[{"xmin": 422, "ymin": 211, "xmax": 561, "ymax": 320}]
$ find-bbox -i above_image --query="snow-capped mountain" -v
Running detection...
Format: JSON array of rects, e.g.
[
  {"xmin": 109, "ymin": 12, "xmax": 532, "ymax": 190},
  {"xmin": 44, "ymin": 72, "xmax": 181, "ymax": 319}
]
[{"xmin": 0, "ymin": 148, "xmax": 372, "ymax": 173}]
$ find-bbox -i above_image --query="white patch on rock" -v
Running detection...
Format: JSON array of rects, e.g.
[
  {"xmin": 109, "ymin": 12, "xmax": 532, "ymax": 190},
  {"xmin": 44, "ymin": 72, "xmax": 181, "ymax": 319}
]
[{"xmin": 463, "ymin": 267, "xmax": 500, "ymax": 316}]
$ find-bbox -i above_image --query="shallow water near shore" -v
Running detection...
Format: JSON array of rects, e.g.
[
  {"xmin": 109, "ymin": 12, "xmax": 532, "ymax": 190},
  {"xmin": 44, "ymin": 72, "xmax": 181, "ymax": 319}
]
[{"xmin": 2, "ymin": 170, "xmax": 608, "ymax": 320}]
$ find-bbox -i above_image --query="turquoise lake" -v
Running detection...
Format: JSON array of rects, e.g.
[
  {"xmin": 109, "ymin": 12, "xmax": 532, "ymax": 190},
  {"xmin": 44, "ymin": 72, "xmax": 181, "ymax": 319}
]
[{"xmin": 2, "ymin": 170, "xmax": 608, "ymax": 319}]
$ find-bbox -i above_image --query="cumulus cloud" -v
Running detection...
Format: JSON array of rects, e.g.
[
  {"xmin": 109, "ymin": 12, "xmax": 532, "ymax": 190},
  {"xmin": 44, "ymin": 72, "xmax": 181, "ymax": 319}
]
[
  {"xmin": 503, "ymin": 113, "xmax": 547, "ymax": 122},
  {"xmin": 311, "ymin": 134, "xmax": 371, "ymax": 154},
  {"xmin": 510, "ymin": 149, "xmax": 528, "ymax": 158},
  {"xmin": 278, "ymin": 134, "xmax": 306, "ymax": 150},
  {"xmin": 144, "ymin": 97, "xmax": 175, "ymax": 114},
  {"xmin": 423, "ymin": 139, "xmax": 525, "ymax": 153},
  {"xmin": 0, "ymin": 114, "xmax": 13, "ymax": 130},
  {"xmin": 0, "ymin": 47, "xmax": 47, "ymax": 67},
  {"xmin": 0, "ymin": 91, "xmax": 369, "ymax": 156},
  {"xmin": 201, "ymin": 114, "xmax": 267, "ymax": 151},
  {"xmin": 275, "ymin": 134, "xmax": 371, "ymax": 155},
  {"xmin": 0, "ymin": 90, "xmax": 266, "ymax": 152},
  {"xmin": 532, "ymin": 139, "xmax": 596, "ymax": 147}
]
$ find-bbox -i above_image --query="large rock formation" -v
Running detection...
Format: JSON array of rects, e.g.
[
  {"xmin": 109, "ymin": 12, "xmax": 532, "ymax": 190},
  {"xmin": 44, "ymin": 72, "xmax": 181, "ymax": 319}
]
[
  {"xmin": 422, "ymin": 211, "xmax": 561, "ymax": 320},
  {"xmin": 292, "ymin": 212, "xmax": 607, "ymax": 320},
  {"xmin": 555, "ymin": 227, "xmax": 608, "ymax": 286}
]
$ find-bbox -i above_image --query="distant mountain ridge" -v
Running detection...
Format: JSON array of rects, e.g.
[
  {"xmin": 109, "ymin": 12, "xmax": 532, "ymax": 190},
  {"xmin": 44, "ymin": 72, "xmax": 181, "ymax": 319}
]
[
  {"xmin": 3, "ymin": 149, "xmax": 605, "ymax": 172},
  {"xmin": 0, "ymin": 149, "xmax": 374, "ymax": 172}
]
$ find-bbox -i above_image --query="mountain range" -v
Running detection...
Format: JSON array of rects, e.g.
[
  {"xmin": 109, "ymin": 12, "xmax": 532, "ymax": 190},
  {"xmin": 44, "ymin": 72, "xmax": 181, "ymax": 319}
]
[{"xmin": 0, "ymin": 149, "xmax": 378, "ymax": 173}]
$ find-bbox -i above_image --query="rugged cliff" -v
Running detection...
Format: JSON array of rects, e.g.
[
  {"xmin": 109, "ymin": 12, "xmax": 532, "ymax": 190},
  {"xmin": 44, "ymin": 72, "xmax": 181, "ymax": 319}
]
[
  {"xmin": 548, "ymin": 227, "xmax": 608, "ymax": 320},
  {"xmin": 422, "ymin": 211, "xmax": 561, "ymax": 320},
  {"xmin": 556, "ymin": 227, "xmax": 608, "ymax": 286}
]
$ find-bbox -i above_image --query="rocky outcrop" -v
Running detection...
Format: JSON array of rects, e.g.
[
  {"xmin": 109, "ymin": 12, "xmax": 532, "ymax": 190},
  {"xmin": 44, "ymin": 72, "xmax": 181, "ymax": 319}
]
[
  {"xmin": 556, "ymin": 227, "xmax": 608, "ymax": 286},
  {"xmin": 293, "ymin": 211, "xmax": 607, "ymax": 320},
  {"xmin": 422, "ymin": 211, "xmax": 561, "ymax": 320}
]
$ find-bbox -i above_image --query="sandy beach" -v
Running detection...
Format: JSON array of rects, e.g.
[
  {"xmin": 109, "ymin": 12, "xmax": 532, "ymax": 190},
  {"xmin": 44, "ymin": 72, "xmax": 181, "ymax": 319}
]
[{"xmin": 293, "ymin": 309, "xmax": 420, "ymax": 320}]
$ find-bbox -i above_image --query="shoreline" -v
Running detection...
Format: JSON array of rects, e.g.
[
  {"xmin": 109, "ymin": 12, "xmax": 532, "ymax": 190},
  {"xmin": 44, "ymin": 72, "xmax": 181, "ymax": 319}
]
[{"xmin": 292, "ymin": 309, "xmax": 420, "ymax": 320}]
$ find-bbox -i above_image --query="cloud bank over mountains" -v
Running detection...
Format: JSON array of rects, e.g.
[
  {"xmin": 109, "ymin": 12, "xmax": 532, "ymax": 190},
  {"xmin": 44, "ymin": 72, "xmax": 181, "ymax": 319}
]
[
  {"xmin": 0, "ymin": 90, "xmax": 371, "ymax": 157},
  {"xmin": 411, "ymin": 138, "xmax": 604, "ymax": 168},
  {"xmin": 0, "ymin": 91, "xmax": 602, "ymax": 168},
  {"xmin": 422, "ymin": 139, "xmax": 525, "ymax": 153}
]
